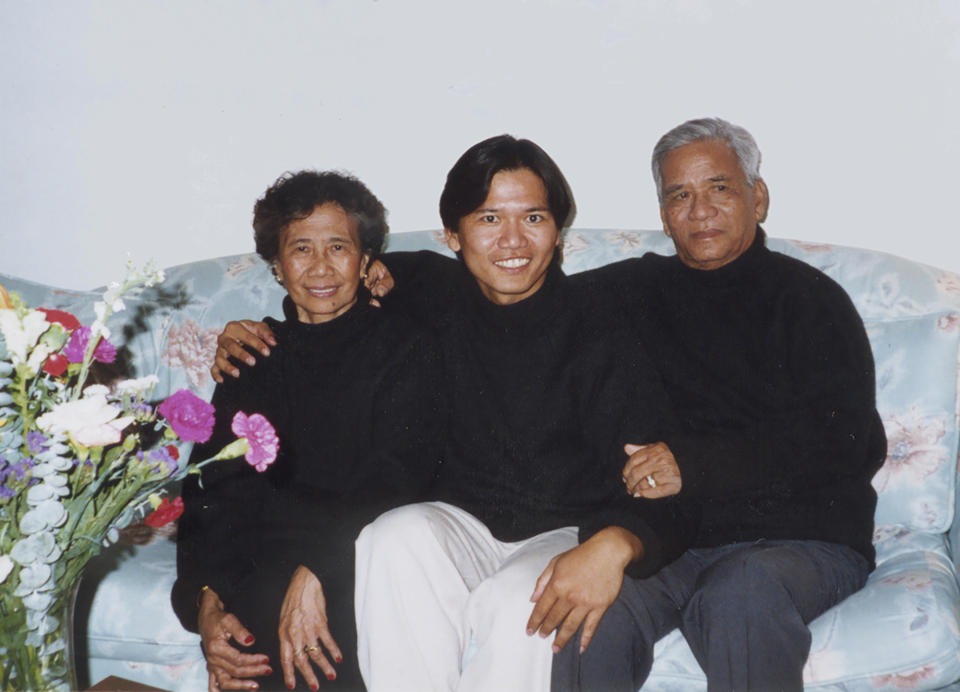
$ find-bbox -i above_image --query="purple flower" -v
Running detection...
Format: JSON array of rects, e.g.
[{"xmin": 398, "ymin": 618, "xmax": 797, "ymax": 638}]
[
  {"xmin": 158, "ymin": 389, "xmax": 215, "ymax": 443},
  {"xmin": 138, "ymin": 447, "xmax": 179, "ymax": 476},
  {"xmin": 26, "ymin": 431, "xmax": 48, "ymax": 455},
  {"xmin": 12, "ymin": 459, "xmax": 35, "ymax": 480},
  {"xmin": 0, "ymin": 486, "xmax": 14, "ymax": 500},
  {"xmin": 63, "ymin": 326, "xmax": 117, "ymax": 364}
]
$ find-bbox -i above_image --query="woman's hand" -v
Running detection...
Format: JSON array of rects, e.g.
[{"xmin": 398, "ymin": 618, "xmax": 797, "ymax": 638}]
[
  {"xmin": 198, "ymin": 587, "xmax": 272, "ymax": 691},
  {"xmin": 278, "ymin": 566, "xmax": 343, "ymax": 691},
  {"xmin": 211, "ymin": 321, "xmax": 277, "ymax": 383}
]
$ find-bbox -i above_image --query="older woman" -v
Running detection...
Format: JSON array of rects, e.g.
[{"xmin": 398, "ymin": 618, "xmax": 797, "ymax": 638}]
[{"xmin": 172, "ymin": 171, "xmax": 443, "ymax": 691}]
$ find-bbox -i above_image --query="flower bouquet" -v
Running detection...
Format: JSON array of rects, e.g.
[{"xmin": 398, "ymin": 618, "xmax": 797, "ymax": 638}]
[{"xmin": 0, "ymin": 263, "xmax": 278, "ymax": 691}]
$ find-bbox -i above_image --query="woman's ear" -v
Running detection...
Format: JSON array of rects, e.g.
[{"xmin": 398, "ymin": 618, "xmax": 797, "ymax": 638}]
[
  {"xmin": 360, "ymin": 253, "xmax": 372, "ymax": 279},
  {"xmin": 272, "ymin": 262, "xmax": 285, "ymax": 286}
]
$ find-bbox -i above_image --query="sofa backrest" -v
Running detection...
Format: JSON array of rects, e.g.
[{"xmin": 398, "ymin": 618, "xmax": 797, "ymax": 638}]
[{"xmin": 4, "ymin": 228, "xmax": 958, "ymax": 538}]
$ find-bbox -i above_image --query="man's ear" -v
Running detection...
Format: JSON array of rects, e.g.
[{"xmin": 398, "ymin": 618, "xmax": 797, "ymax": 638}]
[
  {"xmin": 445, "ymin": 228, "xmax": 461, "ymax": 253},
  {"xmin": 659, "ymin": 207, "xmax": 672, "ymax": 238},
  {"xmin": 753, "ymin": 178, "xmax": 770, "ymax": 224}
]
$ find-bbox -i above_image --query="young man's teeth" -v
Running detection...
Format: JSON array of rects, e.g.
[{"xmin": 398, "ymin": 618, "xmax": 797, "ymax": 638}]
[{"xmin": 496, "ymin": 258, "xmax": 530, "ymax": 269}]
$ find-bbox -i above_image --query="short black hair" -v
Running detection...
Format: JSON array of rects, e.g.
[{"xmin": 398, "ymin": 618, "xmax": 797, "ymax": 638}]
[
  {"xmin": 253, "ymin": 170, "xmax": 388, "ymax": 264},
  {"xmin": 439, "ymin": 135, "xmax": 575, "ymax": 233}
]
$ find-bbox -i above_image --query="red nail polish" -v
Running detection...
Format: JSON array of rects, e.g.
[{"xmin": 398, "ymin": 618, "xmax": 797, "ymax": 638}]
[
  {"xmin": 286, "ymin": 684, "xmax": 294, "ymax": 691},
  {"xmin": 244, "ymin": 635, "xmax": 255, "ymax": 644},
  {"xmin": 334, "ymin": 654, "xmax": 342, "ymax": 664},
  {"xmin": 264, "ymin": 667, "xmax": 272, "ymax": 675}
]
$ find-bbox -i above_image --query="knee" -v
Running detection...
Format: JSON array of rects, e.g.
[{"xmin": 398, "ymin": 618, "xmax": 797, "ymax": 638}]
[
  {"xmin": 688, "ymin": 546, "xmax": 791, "ymax": 618},
  {"xmin": 357, "ymin": 503, "xmax": 437, "ymax": 560}
]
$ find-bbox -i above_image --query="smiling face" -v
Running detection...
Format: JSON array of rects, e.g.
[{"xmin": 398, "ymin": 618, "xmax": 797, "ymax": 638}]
[
  {"xmin": 659, "ymin": 138, "xmax": 769, "ymax": 271},
  {"xmin": 274, "ymin": 203, "xmax": 370, "ymax": 324},
  {"xmin": 446, "ymin": 168, "xmax": 560, "ymax": 306}
]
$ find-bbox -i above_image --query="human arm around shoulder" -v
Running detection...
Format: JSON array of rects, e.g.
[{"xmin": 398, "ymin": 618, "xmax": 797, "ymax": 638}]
[{"xmin": 211, "ymin": 320, "xmax": 278, "ymax": 382}]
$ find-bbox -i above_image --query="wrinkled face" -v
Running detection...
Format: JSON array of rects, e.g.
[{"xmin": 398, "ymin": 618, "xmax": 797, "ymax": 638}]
[
  {"xmin": 659, "ymin": 138, "xmax": 769, "ymax": 271},
  {"xmin": 274, "ymin": 203, "xmax": 370, "ymax": 324},
  {"xmin": 446, "ymin": 168, "xmax": 560, "ymax": 306}
]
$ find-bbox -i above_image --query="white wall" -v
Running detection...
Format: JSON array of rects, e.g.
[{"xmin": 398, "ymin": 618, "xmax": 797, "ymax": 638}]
[{"xmin": 2, "ymin": 0, "xmax": 959, "ymax": 289}]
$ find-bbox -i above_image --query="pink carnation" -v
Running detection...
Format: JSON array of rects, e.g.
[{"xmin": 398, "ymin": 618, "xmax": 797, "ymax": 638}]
[
  {"xmin": 158, "ymin": 389, "xmax": 215, "ymax": 443},
  {"xmin": 230, "ymin": 411, "xmax": 279, "ymax": 472},
  {"xmin": 63, "ymin": 326, "xmax": 117, "ymax": 364}
]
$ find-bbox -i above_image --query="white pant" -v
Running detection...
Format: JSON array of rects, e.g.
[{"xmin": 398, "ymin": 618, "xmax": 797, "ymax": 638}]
[{"xmin": 355, "ymin": 501, "xmax": 578, "ymax": 692}]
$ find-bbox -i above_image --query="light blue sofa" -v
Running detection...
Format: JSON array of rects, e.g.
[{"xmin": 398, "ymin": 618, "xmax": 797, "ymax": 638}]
[{"xmin": 4, "ymin": 229, "xmax": 960, "ymax": 691}]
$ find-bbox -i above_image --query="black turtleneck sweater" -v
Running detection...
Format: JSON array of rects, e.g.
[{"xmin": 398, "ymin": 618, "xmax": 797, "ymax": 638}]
[
  {"xmin": 172, "ymin": 296, "xmax": 444, "ymax": 636},
  {"xmin": 382, "ymin": 253, "xmax": 696, "ymax": 578},
  {"xmin": 579, "ymin": 229, "xmax": 886, "ymax": 566}
]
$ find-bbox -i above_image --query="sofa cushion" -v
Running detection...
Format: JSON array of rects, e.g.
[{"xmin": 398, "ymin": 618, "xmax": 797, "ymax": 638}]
[
  {"xmin": 868, "ymin": 315, "xmax": 960, "ymax": 532},
  {"xmin": 644, "ymin": 530, "xmax": 960, "ymax": 691}
]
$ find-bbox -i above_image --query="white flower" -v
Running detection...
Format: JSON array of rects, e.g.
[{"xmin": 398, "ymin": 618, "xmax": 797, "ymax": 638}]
[
  {"xmin": 0, "ymin": 555, "xmax": 13, "ymax": 584},
  {"xmin": 36, "ymin": 388, "xmax": 135, "ymax": 448},
  {"xmin": 25, "ymin": 342, "xmax": 53, "ymax": 375},
  {"xmin": 102, "ymin": 281, "xmax": 125, "ymax": 310},
  {"xmin": 91, "ymin": 302, "xmax": 111, "ymax": 340},
  {"xmin": 0, "ymin": 309, "xmax": 50, "ymax": 364},
  {"xmin": 115, "ymin": 374, "xmax": 159, "ymax": 396}
]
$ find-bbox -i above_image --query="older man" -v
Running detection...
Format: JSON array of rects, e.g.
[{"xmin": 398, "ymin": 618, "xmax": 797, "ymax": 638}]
[{"xmin": 548, "ymin": 118, "xmax": 886, "ymax": 691}]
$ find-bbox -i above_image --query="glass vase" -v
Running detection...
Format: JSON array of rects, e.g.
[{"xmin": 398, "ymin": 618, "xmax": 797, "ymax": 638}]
[{"xmin": 0, "ymin": 580, "xmax": 79, "ymax": 692}]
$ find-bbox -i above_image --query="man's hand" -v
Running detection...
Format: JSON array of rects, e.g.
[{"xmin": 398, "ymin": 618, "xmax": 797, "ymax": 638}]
[
  {"xmin": 278, "ymin": 566, "xmax": 342, "ymax": 691},
  {"xmin": 197, "ymin": 587, "xmax": 271, "ymax": 691},
  {"xmin": 211, "ymin": 321, "xmax": 277, "ymax": 383},
  {"xmin": 364, "ymin": 259, "xmax": 394, "ymax": 306},
  {"xmin": 622, "ymin": 442, "xmax": 682, "ymax": 499},
  {"xmin": 526, "ymin": 527, "xmax": 642, "ymax": 654}
]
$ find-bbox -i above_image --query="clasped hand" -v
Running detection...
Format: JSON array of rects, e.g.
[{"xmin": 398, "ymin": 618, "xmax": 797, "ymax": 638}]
[{"xmin": 622, "ymin": 442, "xmax": 682, "ymax": 498}]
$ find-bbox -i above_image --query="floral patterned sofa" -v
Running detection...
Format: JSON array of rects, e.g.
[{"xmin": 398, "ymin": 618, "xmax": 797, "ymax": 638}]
[{"xmin": 3, "ymin": 228, "xmax": 960, "ymax": 691}]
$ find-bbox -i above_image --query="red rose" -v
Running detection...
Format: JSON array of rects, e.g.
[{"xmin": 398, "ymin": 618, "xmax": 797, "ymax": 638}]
[
  {"xmin": 38, "ymin": 308, "xmax": 81, "ymax": 331},
  {"xmin": 145, "ymin": 497, "xmax": 184, "ymax": 528},
  {"xmin": 43, "ymin": 352, "xmax": 69, "ymax": 376},
  {"xmin": 165, "ymin": 444, "xmax": 180, "ymax": 461}
]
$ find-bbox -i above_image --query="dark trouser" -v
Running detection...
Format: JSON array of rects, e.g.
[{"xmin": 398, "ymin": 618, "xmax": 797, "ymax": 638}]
[{"xmin": 552, "ymin": 540, "xmax": 869, "ymax": 692}]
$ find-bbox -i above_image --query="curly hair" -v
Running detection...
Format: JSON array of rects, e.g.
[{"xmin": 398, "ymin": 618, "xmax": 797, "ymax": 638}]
[{"xmin": 252, "ymin": 170, "xmax": 388, "ymax": 264}]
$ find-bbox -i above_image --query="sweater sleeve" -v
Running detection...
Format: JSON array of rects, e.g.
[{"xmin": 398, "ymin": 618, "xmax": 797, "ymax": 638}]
[
  {"xmin": 172, "ymin": 354, "xmax": 283, "ymax": 631},
  {"xmin": 666, "ymin": 273, "xmax": 886, "ymax": 501},
  {"xmin": 380, "ymin": 250, "xmax": 463, "ymax": 321},
  {"xmin": 575, "ymin": 317, "xmax": 697, "ymax": 577}
]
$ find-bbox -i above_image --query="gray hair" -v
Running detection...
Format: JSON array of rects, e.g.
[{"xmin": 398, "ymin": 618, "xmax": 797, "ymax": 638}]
[{"xmin": 652, "ymin": 118, "xmax": 762, "ymax": 204}]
